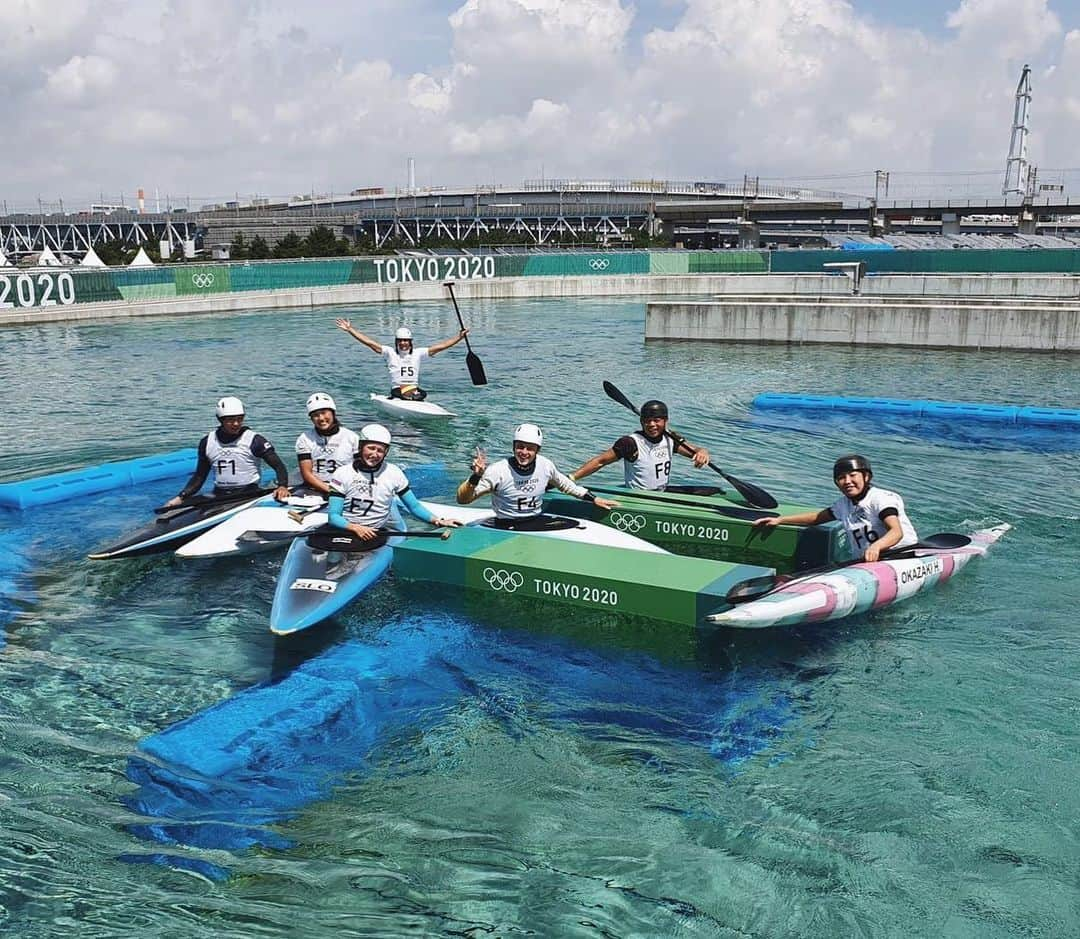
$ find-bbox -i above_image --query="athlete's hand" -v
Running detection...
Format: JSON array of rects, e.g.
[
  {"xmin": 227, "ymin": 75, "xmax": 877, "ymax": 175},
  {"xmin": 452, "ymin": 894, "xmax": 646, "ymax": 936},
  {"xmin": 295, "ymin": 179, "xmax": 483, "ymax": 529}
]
[
  {"xmin": 863, "ymin": 544, "xmax": 883, "ymax": 563},
  {"xmin": 594, "ymin": 498, "xmax": 620, "ymax": 511},
  {"xmin": 691, "ymin": 447, "xmax": 710, "ymax": 468},
  {"xmin": 348, "ymin": 524, "xmax": 379, "ymax": 541},
  {"xmin": 458, "ymin": 328, "xmax": 469, "ymax": 339},
  {"xmin": 272, "ymin": 486, "xmax": 290, "ymax": 502},
  {"xmin": 433, "ymin": 517, "xmax": 463, "ymax": 528},
  {"xmin": 335, "ymin": 317, "xmax": 353, "ymax": 332},
  {"xmin": 470, "ymin": 448, "xmax": 487, "ymax": 475},
  {"xmin": 164, "ymin": 496, "xmax": 183, "ymax": 508},
  {"xmin": 752, "ymin": 517, "xmax": 780, "ymax": 529}
]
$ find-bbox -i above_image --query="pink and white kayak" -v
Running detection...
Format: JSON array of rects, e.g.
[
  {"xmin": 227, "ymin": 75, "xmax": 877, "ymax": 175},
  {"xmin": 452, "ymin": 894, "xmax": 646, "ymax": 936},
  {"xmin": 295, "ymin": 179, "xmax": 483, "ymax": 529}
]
[{"xmin": 707, "ymin": 524, "xmax": 1010, "ymax": 629}]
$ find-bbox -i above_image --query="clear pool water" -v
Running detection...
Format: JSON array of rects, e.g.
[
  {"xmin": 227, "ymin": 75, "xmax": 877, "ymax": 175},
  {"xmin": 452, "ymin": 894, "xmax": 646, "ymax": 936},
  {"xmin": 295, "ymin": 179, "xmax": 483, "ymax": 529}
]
[{"xmin": 0, "ymin": 297, "xmax": 1077, "ymax": 936}]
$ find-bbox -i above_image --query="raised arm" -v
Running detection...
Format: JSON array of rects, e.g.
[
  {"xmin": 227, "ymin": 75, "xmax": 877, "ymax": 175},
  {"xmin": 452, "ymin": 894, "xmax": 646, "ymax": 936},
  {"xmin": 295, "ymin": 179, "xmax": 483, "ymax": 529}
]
[
  {"xmin": 335, "ymin": 318, "xmax": 383, "ymax": 354},
  {"xmin": 428, "ymin": 327, "xmax": 468, "ymax": 357}
]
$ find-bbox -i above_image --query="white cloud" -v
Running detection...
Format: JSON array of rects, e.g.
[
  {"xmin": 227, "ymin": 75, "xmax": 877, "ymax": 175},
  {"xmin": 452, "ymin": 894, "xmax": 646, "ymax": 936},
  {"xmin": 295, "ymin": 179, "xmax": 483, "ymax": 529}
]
[{"xmin": 2, "ymin": 0, "xmax": 1079, "ymax": 207}]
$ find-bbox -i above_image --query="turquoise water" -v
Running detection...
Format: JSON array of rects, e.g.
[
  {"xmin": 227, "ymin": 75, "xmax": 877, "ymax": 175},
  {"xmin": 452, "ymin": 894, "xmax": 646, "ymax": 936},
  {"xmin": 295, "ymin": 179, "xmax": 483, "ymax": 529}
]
[{"xmin": 0, "ymin": 297, "xmax": 1078, "ymax": 936}]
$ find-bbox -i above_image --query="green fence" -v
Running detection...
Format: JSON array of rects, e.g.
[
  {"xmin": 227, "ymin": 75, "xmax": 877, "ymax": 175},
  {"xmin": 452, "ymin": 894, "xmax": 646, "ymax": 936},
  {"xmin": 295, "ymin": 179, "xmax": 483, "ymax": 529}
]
[{"xmin": 8, "ymin": 248, "xmax": 1080, "ymax": 311}]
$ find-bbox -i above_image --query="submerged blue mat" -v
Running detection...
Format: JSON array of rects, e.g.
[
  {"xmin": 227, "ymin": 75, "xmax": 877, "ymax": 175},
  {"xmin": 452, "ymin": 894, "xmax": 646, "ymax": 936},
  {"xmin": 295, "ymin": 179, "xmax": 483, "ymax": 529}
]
[{"xmin": 123, "ymin": 613, "xmax": 794, "ymax": 879}]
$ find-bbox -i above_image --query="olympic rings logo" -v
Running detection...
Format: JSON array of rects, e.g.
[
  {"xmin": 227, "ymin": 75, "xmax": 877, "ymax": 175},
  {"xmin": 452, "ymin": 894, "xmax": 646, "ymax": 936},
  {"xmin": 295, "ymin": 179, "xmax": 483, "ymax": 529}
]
[
  {"xmin": 191, "ymin": 272, "xmax": 216, "ymax": 288},
  {"xmin": 483, "ymin": 567, "xmax": 524, "ymax": 592},
  {"xmin": 609, "ymin": 512, "xmax": 647, "ymax": 533},
  {"xmin": 588, "ymin": 258, "xmax": 610, "ymax": 271}
]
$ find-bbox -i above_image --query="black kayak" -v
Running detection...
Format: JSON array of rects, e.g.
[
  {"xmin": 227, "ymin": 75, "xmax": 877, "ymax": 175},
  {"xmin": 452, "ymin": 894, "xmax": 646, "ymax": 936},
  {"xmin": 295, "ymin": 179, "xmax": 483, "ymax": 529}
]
[{"xmin": 88, "ymin": 490, "xmax": 273, "ymax": 560}]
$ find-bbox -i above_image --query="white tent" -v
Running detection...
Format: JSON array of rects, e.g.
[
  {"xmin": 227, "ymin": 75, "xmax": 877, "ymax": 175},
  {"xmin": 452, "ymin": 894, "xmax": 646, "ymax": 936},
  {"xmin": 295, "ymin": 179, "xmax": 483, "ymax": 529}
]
[
  {"xmin": 128, "ymin": 246, "xmax": 154, "ymax": 267},
  {"xmin": 37, "ymin": 245, "xmax": 62, "ymax": 266},
  {"xmin": 80, "ymin": 245, "xmax": 107, "ymax": 268}
]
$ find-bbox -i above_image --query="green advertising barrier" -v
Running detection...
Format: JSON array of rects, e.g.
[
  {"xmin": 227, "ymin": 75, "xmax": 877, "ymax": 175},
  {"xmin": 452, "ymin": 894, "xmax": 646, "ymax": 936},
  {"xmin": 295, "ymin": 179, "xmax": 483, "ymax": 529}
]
[
  {"xmin": 12, "ymin": 249, "xmax": 1080, "ymax": 313},
  {"xmin": 114, "ymin": 267, "xmax": 177, "ymax": 301},
  {"xmin": 522, "ymin": 253, "xmax": 650, "ymax": 276},
  {"xmin": 649, "ymin": 253, "xmax": 690, "ymax": 274},
  {"xmin": 176, "ymin": 265, "xmax": 231, "ymax": 296},
  {"xmin": 689, "ymin": 250, "xmax": 769, "ymax": 273},
  {"xmin": 230, "ymin": 260, "xmax": 353, "ymax": 291},
  {"xmin": 769, "ymin": 248, "xmax": 1080, "ymax": 274}
]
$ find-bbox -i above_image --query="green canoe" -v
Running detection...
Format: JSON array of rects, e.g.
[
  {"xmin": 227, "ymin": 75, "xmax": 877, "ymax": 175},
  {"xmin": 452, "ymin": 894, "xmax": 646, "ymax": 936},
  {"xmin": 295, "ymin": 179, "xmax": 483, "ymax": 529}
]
[{"xmin": 543, "ymin": 487, "xmax": 847, "ymax": 571}]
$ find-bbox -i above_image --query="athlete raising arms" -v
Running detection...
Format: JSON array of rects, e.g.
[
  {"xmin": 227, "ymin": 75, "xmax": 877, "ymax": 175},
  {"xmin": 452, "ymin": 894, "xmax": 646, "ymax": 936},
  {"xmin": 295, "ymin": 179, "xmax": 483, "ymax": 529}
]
[{"xmin": 335, "ymin": 318, "xmax": 467, "ymax": 401}]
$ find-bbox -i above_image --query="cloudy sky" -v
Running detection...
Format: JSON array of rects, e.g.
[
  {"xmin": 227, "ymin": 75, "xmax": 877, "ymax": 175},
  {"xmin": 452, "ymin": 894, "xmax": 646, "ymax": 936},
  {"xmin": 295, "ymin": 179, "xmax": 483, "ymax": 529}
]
[{"xmin": 2, "ymin": 0, "xmax": 1078, "ymax": 210}]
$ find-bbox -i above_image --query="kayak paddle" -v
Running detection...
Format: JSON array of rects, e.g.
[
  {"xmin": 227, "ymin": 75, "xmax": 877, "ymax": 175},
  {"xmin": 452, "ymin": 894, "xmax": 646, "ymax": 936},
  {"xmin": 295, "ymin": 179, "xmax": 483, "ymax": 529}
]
[
  {"xmin": 153, "ymin": 488, "xmax": 275, "ymax": 520},
  {"xmin": 583, "ymin": 484, "xmax": 778, "ymax": 520},
  {"xmin": 240, "ymin": 527, "xmax": 452, "ymax": 546},
  {"xmin": 601, "ymin": 381, "xmax": 779, "ymax": 509},
  {"xmin": 444, "ymin": 281, "xmax": 487, "ymax": 386},
  {"xmin": 725, "ymin": 532, "xmax": 973, "ymax": 604}
]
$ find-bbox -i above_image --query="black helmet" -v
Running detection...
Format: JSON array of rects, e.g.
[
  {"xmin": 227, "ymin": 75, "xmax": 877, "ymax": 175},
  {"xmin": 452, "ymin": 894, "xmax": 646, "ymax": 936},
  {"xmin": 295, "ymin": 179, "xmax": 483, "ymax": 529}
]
[
  {"xmin": 640, "ymin": 400, "xmax": 669, "ymax": 419},
  {"xmin": 833, "ymin": 454, "xmax": 872, "ymax": 479}
]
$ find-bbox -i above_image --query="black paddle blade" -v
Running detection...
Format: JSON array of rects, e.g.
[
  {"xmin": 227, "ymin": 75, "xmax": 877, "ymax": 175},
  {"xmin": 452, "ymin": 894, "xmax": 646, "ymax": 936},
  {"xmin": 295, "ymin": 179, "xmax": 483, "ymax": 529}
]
[
  {"xmin": 727, "ymin": 476, "xmax": 779, "ymax": 510},
  {"xmin": 466, "ymin": 350, "xmax": 487, "ymax": 386},
  {"xmin": 602, "ymin": 380, "xmax": 639, "ymax": 414}
]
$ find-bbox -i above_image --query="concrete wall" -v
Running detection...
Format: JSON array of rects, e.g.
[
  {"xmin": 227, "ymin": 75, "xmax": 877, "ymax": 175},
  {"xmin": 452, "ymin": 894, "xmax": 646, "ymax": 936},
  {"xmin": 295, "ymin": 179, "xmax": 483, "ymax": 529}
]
[
  {"xmin": 646, "ymin": 296, "xmax": 1080, "ymax": 351},
  {"xmin": 5, "ymin": 270, "xmax": 1080, "ymax": 344}
]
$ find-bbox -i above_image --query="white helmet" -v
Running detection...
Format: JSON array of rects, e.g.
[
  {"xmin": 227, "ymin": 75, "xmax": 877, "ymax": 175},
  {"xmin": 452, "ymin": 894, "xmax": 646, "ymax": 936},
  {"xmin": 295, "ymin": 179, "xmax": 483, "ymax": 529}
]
[
  {"xmin": 306, "ymin": 392, "xmax": 336, "ymax": 414},
  {"xmin": 513, "ymin": 423, "xmax": 543, "ymax": 447},
  {"xmin": 215, "ymin": 396, "xmax": 245, "ymax": 418},
  {"xmin": 358, "ymin": 423, "xmax": 392, "ymax": 446},
  {"xmin": 394, "ymin": 327, "xmax": 413, "ymax": 341}
]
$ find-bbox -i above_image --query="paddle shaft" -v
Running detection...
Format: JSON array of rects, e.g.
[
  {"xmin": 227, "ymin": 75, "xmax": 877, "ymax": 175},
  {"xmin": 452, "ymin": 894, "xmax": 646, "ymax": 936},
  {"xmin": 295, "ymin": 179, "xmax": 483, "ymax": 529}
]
[
  {"xmin": 601, "ymin": 381, "xmax": 778, "ymax": 509},
  {"xmin": 154, "ymin": 488, "xmax": 274, "ymax": 518},
  {"xmin": 583, "ymin": 484, "xmax": 778, "ymax": 520},
  {"xmin": 245, "ymin": 526, "xmax": 451, "ymax": 543}
]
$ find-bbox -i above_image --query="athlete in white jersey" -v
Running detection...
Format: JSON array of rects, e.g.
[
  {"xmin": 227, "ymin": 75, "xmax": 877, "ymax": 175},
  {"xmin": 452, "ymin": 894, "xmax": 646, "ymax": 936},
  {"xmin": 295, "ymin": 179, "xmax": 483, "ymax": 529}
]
[
  {"xmin": 327, "ymin": 424, "xmax": 459, "ymax": 541},
  {"xmin": 334, "ymin": 318, "xmax": 469, "ymax": 400},
  {"xmin": 752, "ymin": 455, "xmax": 919, "ymax": 562},
  {"xmin": 569, "ymin": 400, "xmax": 711, "ymax": 491},
  {"xmin": 456, "ymin": 423, "xmax": 619, "ymax": 523},
  {"xmin": 294, "ymin": 392, "xmax": 360, "ymax": 495},
  {"xmin": 165, "ymin": 396, "xmax": 290, "ymax": 506}
]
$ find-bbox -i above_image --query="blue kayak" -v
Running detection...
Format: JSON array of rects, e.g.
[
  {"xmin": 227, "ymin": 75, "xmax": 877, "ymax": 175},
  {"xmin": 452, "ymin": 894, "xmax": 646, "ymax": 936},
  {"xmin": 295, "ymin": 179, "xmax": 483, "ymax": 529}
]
[{"xmin": 269, "ymin": 516, "xmax": 404, "ymax": 637}]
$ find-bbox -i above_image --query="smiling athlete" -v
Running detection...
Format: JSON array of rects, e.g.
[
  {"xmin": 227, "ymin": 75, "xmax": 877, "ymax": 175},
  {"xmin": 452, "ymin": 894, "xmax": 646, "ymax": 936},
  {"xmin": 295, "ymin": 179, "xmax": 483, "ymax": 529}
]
[
  {"xmin": 334, "ymin": 318, "xmax": 467, "ymax": 400},
  {"xmin": 752, "ymin": 455, "xmax": 918, "ymax": 562},
  {"xmin": 456, "ymin": 423, "xmax": 619, "ymax": 526},
  {"xmin": 568, "ymin": 399, "xmax": 710, "ymax": 491},
  {"xmin": 294, "ymin": 393, "xmax": 360, "ymax": 496},
  {"xmin": 327, "ymin": 424, "xmax": 459, "ymax": 544},
  {"xmin": 165, "ymin": 397, "xmax": 290, "ymax": 507}
]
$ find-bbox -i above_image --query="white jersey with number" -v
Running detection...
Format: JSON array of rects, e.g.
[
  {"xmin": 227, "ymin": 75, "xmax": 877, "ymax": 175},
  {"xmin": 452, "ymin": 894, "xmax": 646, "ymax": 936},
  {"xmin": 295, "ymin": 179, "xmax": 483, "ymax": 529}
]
[
  {"xmin": 380, "ymin": 345, "xmax": 430, "ymax": 388},
  {"xmin": 619, "ymin": 432, "xmax": 673, "ymax": 490},
  {"xmin": 295, "ymin": 427, "xmax": 360, "ymax": 482},
  {"xmin": 204, "ymin": 428, "xmax": 262, "ymax": 488},
  {"xmin": 473, "ymin": 454, "xmax": 588, "ymax": 519},
  {"xmin": 329, "ymin": 461, "xmax": 410, "ymax": 528},
  {"xmin": 830, "ymin": 486, "xmax": 918, "ymax": 557}
]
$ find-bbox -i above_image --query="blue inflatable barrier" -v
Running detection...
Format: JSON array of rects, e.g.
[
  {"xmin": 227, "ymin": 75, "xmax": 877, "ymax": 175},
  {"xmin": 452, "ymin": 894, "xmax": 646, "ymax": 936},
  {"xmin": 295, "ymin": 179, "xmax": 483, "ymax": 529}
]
[
  {"xmin": 753, "ymin": 393, "xmax": 1080, "ymax": 429},
  {"xmin": 0, "ymin": 448, "xmax": 198, "ymax": 510},
  {"xmin": 123, "ymin": 613, "xmax": 794, "ymax": 878}
]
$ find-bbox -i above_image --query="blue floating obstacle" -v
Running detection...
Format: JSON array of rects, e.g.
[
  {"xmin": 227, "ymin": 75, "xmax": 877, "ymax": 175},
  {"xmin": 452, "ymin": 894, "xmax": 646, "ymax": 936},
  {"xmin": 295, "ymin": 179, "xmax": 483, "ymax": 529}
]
[
  {"xmin": 0, "ymin": 448, "xmax": 198, "ymax": 509},
  {"xmin": 753, "ymin": 393, "xmax": 1080, "ymax": 429},
  {"xmin": 123, "ymin": 614, "xmax": 795, "ymax": 878}
]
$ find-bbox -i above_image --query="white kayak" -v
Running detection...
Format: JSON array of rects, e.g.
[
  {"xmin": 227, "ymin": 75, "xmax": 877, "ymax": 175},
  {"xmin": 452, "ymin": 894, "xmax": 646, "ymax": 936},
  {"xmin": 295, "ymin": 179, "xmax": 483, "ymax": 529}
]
[
  {"xmin": 175, "ymin": 494, "xmax": 326, "ymax": 558},
  {"xmin": 706, "ymin": 524, "xmax": 1010, "ymax": 629},
  {"xmin": 369, "ymin": 392, "xmax": 455, "ymax": 420},
  {"xmin": 417, "ymin": 501, "xmax": 668, "ymax": 553}
]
